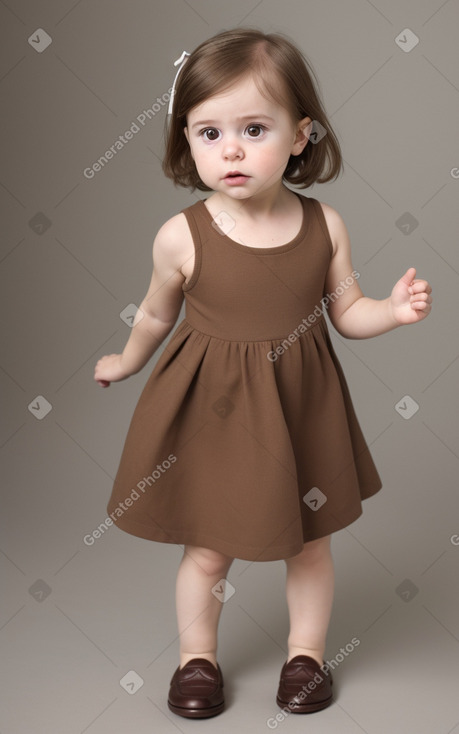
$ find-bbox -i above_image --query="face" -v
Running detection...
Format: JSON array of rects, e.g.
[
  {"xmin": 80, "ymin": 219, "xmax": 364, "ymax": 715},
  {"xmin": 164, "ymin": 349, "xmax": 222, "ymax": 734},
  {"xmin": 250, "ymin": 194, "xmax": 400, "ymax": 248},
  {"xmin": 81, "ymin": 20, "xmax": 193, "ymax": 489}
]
[{"xmin": 184, "ymin": 75, "xmax": 311, "ymax": 201}]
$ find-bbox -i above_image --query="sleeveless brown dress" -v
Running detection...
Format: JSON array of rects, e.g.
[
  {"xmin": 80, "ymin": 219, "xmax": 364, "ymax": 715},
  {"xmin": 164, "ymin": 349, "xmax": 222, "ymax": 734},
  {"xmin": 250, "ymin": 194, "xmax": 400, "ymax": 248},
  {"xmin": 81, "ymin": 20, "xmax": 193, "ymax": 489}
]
[{"xmin": 106, "ymin": 194, "xmax": 382, "ymax": 561}]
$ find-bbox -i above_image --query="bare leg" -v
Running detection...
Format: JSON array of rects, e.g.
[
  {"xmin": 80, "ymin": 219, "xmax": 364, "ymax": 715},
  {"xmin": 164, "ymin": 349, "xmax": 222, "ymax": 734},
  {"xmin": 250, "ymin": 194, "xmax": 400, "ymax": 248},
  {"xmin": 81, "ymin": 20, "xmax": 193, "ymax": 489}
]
[
  {"xmin": 175, "ymin": 545, "xmax": 233, "ymax": 669},
  {"xmin": 284, "ymin": 535, "xmax": 334, "ymax": 666}
]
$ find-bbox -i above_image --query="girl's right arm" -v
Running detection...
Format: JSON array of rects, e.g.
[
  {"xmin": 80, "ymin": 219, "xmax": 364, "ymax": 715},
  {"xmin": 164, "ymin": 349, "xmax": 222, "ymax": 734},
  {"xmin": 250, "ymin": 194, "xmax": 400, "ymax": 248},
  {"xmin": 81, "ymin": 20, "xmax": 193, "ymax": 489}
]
[{"xmin": 94, "ymin": 215, "xmax": 187, "ymax": 387}]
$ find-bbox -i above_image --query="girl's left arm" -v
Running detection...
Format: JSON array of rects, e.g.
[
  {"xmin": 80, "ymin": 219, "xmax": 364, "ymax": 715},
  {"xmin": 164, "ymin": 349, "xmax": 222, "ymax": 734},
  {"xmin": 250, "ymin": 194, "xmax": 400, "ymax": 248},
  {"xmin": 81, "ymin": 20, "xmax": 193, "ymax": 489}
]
[{"xmin": 321, "ymin": 204, "xmax": 433, "ymax": 339}]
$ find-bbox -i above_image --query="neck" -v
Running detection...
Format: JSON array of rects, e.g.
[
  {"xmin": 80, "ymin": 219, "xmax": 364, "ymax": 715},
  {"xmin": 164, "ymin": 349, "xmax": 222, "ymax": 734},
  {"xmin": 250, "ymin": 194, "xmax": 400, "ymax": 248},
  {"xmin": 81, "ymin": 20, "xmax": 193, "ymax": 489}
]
[{"xmin": 210, "ymin": 182, "xmax": 292, "ymax": 222}]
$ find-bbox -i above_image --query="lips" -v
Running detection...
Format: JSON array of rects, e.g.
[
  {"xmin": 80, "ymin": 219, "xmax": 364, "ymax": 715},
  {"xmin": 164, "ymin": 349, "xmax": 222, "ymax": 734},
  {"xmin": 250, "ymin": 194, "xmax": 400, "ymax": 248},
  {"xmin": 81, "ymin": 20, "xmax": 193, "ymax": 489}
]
[{"xmin": 223, "ymin": 171, "xmax": 250, "ymax": 185}]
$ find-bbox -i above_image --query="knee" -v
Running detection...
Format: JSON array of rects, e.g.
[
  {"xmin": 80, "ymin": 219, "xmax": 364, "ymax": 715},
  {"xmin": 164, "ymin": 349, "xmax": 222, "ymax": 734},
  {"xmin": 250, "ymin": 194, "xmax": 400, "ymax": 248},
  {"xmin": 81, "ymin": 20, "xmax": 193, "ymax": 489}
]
[{"xmin": 184, "ymin": 545, "xmax": 233, "ymax": 577}]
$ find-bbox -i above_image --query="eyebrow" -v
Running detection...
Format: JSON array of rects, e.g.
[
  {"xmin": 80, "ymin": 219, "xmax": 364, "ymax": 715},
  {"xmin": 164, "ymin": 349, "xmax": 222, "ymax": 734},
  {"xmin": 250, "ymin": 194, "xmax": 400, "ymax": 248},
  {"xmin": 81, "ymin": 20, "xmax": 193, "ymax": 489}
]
[{"xmin": 191, "ymin": 115, "xmax": 275, "ymax": 129}]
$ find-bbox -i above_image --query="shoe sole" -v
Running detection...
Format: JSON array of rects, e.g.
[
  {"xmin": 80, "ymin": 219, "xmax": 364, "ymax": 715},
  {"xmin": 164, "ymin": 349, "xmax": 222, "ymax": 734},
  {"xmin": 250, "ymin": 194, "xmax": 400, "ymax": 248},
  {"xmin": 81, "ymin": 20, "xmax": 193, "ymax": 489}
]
[
  {"xmin": 168, "ymin": 700, "xmax": 225, "ymax": 719},
  {"xmin": 276, "ymin": 694, "xmax": 333, "ymax": 713}
]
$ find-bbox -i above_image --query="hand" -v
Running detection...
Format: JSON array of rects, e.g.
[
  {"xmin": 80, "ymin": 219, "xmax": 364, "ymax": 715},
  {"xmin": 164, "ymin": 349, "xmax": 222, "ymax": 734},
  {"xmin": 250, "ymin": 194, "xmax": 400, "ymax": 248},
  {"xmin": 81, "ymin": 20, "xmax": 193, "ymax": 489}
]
[
  {"xmin": 94, "ymin": 353, "xmax": 131, "ymax": 388},
  {"xmin": 390, "ymin": 267, "xmax": 432, "ymax": 325}
]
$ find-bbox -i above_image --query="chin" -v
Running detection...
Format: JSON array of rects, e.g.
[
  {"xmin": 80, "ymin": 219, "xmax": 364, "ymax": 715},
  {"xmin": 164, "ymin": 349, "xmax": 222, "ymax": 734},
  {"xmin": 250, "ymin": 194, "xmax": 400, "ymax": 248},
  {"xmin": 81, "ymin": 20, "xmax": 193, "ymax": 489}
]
[{"xmin": 218, "ymin": 186, "xmax": 252, "ymax": 198}]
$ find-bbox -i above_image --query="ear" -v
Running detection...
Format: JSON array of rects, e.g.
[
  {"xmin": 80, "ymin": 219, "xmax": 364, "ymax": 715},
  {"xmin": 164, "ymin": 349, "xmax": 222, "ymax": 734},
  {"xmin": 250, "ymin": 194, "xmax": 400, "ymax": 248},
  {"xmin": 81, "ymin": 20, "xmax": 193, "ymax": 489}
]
[{"xmin": 291, "ymin": 116, "xmax": 312, "ymax": 156}]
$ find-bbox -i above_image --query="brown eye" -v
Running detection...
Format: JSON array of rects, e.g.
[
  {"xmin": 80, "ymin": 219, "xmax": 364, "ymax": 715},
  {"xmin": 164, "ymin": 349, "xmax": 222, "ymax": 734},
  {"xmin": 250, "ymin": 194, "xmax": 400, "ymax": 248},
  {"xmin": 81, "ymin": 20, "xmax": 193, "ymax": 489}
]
[
  {"xmin": 203, "ymin": 128, "xmax": 220, "ymax": 141},
  {"xmin": 246, "ymin": 125, "xmax": 263, "ymax": 137}
]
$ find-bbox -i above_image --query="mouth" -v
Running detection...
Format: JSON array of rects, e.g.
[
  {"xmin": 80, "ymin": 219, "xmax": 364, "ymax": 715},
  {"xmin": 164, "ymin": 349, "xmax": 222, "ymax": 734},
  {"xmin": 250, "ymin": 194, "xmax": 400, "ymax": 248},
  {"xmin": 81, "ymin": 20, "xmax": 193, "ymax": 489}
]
[{"xmin": 222, "ymin": 171, "xmax": 250, "ymax": 185}]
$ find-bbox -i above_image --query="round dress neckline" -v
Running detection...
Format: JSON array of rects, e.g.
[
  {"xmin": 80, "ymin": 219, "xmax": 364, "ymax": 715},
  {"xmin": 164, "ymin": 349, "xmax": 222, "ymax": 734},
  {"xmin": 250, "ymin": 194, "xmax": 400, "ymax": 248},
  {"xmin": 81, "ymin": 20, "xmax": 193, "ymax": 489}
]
[{"xmin": 199, "ymin": 194, "xmax": 311, "ymax": 254}]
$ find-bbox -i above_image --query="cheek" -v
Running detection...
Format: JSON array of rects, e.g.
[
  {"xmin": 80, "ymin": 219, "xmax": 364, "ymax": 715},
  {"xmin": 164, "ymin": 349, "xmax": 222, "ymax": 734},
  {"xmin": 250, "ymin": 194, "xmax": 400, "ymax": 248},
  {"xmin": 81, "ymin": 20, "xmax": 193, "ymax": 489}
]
[
  {"xmin": 186, "ymin": 137, "xmax": 197, "ymax": 161},
  {"xmin": 188, "ymin": 150, "xmax": 215, "ymax": 181},
  {"xmin": 256, "ymin": 140, "xmax": 290, "ymax": 170},
  {"xmin": 190, "ymin": 144, "xmax": 216, "ymax": 167}
]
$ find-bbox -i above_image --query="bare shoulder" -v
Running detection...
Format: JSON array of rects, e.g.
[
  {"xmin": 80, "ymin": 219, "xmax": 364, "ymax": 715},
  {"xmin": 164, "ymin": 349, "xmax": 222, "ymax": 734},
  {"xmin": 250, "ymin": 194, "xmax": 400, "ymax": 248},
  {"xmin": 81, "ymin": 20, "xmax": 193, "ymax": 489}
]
[
  {"xmin": 316, "ymin": 201, "xmax": 350, "ymax": 258},
  {"xmin": 153, "ymin": 210, "xmax": 194, "ymax": 279},
  {"xmin": 140, "ymin": 210, "xmax": 194, "ymax": 323},
  {"xmin": 154, "ymin": 211, "xmax": 193, "ymax": 256}
]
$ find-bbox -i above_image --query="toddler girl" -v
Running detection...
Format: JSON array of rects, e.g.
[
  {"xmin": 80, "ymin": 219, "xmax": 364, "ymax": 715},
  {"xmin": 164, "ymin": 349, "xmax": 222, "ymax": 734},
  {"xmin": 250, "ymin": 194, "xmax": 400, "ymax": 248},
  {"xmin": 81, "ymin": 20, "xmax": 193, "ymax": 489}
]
[{"xmin": 94, "ymin": 28, "xmax": 432, "ymax": 719}]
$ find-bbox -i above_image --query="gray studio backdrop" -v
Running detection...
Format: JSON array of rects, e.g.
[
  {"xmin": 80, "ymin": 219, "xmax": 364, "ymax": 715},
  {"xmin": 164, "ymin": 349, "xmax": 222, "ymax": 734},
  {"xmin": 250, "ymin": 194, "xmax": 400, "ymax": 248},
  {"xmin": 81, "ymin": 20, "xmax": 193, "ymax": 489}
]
[{"xmin": 1, "ymin": 2, "xmax": 458, "ymax": 733}]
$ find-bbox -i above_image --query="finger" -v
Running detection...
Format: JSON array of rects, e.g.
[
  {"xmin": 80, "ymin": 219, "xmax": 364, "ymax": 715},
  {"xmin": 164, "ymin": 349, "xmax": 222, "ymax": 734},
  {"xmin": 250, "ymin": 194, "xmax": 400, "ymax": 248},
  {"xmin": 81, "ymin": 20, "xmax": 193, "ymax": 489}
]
[
  {"xmin": 411, "ymin": 297, "xmax": 433, "ymax": 309},
  {"xmin": 415, "ymin": 292, "xmax": 432, "ymax": 302},
  {"xmin": 410, "ymin": 280, "xmax": 431, "ymax": 294},
  {"xmin": 399, "ymin": 266, "xmax": 416, "ymax": 286},
  {"xmin": 410, "ymin": 292, "xmax": 429, "ymax": 303},
  {"xmin": 411, "ymin": 300, "xmax": 431, "ymax": 311}
]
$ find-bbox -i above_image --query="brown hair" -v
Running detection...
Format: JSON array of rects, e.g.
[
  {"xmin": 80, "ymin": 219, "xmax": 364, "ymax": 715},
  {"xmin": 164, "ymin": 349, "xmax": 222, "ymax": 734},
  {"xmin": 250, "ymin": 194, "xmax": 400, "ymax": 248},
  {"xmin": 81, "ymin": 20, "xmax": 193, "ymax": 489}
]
[{"xmin": 162, "ymin": 28, "xmax": 342, "ymax": 191}]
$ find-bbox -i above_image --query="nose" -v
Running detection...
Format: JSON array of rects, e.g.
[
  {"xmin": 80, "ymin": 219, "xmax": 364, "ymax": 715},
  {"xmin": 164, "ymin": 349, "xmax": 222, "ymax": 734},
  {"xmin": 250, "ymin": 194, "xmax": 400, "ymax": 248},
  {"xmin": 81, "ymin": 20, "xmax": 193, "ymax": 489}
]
[{"xmin": 222, "ymin": 136, "xmax": 244, "ymax": 161}]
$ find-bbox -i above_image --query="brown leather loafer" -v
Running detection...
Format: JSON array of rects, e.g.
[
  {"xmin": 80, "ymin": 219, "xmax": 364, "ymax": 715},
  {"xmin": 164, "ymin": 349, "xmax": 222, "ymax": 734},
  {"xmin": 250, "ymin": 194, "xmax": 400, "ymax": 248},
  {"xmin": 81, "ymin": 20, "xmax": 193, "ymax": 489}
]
[
  {"xmin": 276, "ymin": 655, "xmax": 333, "ymax": 713},
  {"xmin": 167, "ymin": 658, "xmax": 224, "ymax": 718}
]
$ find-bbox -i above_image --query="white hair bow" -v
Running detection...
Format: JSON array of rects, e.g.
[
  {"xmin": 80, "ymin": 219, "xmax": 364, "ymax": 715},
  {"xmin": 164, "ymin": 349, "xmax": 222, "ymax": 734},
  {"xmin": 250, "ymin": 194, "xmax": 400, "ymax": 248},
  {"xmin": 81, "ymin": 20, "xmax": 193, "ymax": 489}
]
[{"xmin": 167, "ymin": 51, "xmax": 190, "ymax": 116}]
